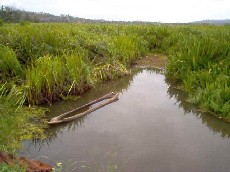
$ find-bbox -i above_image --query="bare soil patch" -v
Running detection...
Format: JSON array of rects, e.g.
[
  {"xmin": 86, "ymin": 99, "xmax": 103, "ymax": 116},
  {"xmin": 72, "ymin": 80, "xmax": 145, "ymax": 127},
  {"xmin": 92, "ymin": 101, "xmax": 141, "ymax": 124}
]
[{"xmin": 132, "ymin": 54, "xmax": 168, "ymax": 69}]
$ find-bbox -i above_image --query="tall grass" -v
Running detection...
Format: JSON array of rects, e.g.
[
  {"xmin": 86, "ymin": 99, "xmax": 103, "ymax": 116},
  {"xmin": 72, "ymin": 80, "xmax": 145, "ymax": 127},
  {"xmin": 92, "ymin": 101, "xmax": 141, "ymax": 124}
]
[
  {"xmin": 0, "ymin": 23, "xmax": 154, "ymax": 105},
  {"xmin": 166, "ymin": 26, "xmax": 230, "ymax": 118},
  {"xmin": 26, "ymin": 55, "xmax": 66, "ymax": 104},
  {"xmin": 0, "ymin": 46, "xmax": 23, "ymax": 80},
  {"xmin": 0, "ymin": 24, "xmax": 229, "ymax": 115}
]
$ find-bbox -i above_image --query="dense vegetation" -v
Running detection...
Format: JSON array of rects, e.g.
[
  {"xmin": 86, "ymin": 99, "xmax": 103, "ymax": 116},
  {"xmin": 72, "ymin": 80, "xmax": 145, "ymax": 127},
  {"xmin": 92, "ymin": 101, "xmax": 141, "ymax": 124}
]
[
  {"xmin": 0, "ymin": 23, "xmax": 229, "ymax": 154},
  {"xmin": 166, "ymin": 26, "xmax": 230, "ymax": 119}
]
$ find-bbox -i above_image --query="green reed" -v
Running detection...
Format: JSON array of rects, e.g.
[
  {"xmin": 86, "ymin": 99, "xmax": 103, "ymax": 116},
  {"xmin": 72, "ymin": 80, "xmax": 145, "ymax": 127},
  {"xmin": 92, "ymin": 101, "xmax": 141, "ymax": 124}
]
[{"xmin": 166, "ymin": 26, "xmax": 230, "ymax": 118}]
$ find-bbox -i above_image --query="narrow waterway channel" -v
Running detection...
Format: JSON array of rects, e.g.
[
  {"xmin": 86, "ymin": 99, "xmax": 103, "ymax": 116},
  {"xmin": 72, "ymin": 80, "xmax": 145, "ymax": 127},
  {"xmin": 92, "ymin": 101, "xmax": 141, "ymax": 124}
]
[{"xmin": 22, "ymin": 69, "xmax": 230, "ymax": 172}]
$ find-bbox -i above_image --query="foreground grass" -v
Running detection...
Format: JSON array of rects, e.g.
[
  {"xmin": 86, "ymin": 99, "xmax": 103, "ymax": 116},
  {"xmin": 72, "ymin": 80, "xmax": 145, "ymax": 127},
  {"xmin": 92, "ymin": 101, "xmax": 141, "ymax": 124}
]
[
  {"xmin": 0, "ymin": 23, "xmax": 229, "ymax": 154},
  {"xmin": 0, "ymin": 163, "xmax": 25, "ymax": 172},
  {"xmin": 0, "ymin": 84, "xmax": 47, "ymax": 152}
]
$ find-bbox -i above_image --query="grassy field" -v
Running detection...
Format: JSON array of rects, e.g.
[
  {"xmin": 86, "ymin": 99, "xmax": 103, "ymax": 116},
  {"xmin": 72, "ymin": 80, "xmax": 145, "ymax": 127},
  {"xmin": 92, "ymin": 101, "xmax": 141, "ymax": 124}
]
[{"xmin": 0, "ymin": 23, "xmax": 229, "ymax": 153}]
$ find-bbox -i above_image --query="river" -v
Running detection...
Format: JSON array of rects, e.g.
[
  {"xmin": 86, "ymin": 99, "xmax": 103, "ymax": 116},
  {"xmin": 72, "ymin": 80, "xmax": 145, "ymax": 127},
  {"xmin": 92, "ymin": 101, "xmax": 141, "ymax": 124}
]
[{"xmin": 22, "ymin": 68, "xmax": 230, "ymax": 172}]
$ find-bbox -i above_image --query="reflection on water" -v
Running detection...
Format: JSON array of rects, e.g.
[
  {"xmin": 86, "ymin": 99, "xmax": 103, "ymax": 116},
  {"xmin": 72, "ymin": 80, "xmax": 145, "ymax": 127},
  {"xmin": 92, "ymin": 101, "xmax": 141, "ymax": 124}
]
[
  {"xmin": 45, "ymin": 69, "xmax": 140, "ymax": 141},
  {"xmin": 22, "ymin": 69, "xmax": 230, "ymax": 172},
  {"xmin": 166, "ymin": 77, "xmax": 230, "ymax": 138}
]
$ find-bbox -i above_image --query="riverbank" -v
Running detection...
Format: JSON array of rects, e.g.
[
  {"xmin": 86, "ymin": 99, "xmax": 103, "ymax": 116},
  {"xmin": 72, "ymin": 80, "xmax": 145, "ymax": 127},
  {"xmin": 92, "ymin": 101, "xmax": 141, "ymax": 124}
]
[{"xmin": 0, "ymin": 151, "xmax": 52, "ymax": 172}]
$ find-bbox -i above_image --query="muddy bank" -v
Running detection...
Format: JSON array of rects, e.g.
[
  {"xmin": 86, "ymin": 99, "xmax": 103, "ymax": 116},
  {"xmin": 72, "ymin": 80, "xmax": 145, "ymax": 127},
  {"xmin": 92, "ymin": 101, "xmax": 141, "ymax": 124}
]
[
  {"xmin": 132, "ymin": 53, "xmax": 168, "ymax": 69},
  {"xmin": 0, "ymin": 151, "xmax": 52, "ymax": 172}
]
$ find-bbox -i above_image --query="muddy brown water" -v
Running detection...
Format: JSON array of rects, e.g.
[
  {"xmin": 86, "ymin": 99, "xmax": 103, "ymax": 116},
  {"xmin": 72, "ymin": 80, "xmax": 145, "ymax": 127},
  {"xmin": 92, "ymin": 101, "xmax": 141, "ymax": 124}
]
[{"xmin": 22, "ymin": 69, "xmax": 230, "ymax": 172}]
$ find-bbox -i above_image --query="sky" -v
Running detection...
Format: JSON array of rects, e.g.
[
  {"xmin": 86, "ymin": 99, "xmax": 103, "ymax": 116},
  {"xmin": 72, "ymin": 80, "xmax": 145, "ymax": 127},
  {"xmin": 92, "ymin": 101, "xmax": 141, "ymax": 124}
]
[{"xmin": 1, "ymin": 0, "xmax": 230, "ymax": 23}]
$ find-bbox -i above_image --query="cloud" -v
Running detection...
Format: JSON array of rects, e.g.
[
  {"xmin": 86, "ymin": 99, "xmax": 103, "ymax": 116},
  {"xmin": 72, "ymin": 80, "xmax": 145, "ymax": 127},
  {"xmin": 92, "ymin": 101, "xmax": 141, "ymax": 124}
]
[
  {"xmin": 1, "ymin": 0, "xmax": 230, "ymax": 22},
  {"xmin": 1, "ymin": 0, "xmax": 19, "ymax": 6}
]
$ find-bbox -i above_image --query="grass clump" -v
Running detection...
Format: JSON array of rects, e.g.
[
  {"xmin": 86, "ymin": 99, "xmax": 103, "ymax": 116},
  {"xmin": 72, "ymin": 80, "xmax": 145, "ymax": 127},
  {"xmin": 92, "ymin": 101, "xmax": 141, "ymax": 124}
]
[
  {"xmin": 25, "ymin": 51, "xmax": 93, "ymax": 105},
  {"xmin": 0, "ymin": 46, "xmax": 23, "ymax": 81},
  {"xmin": 166, "ymin": 26, "xmax": 230, "ymax": 119},
  {"xmin": 26, "ymin": 55, "xmax": 66, "ymax": 104}
]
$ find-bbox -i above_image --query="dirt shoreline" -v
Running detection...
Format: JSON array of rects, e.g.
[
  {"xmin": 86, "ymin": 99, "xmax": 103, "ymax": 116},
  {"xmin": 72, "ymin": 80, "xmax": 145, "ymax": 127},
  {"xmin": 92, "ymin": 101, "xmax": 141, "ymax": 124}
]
[
  {"xmin": 132, "ymin": 53, "xmax": 168, "ymax": 69},
  {"xmin": 0, "ymin": 151, "xmax": 52, "ymax": 172}
]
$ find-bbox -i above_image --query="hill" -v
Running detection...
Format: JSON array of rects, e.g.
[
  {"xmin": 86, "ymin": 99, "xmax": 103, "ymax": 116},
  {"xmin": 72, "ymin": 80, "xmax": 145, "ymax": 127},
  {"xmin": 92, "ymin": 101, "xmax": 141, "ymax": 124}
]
[
  {"xmin": 0, "ymin": 5, "xmax": 95, "ymax": 23},
  {"xmin": 191, "ymin": 19, "xmax": 230, "ymax": 25}
]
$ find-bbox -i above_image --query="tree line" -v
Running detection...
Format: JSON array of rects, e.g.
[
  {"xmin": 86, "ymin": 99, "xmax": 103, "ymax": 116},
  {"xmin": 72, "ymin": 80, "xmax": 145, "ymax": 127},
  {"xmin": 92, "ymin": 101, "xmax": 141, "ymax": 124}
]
[
  {"xmin": 0, "ymin": 5, "xmax": 93, "ymax": 23},
  {"xmin": 0, "ymin": 5, "xmax": 161, "ymax": 25}
]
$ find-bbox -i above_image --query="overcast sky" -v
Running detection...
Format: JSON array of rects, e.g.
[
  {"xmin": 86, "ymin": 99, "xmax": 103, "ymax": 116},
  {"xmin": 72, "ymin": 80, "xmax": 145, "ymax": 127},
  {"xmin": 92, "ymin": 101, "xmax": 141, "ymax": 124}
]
[{"xmin": 1, "ymin": 0, "xmax": 230, "ymax": 23}]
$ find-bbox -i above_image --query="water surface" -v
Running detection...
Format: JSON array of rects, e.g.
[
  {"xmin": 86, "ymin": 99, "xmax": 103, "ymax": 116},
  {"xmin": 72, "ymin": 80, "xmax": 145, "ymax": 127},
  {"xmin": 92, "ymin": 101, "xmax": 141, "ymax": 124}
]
[{"xmin": 22, "ymin": 69, "xmax": 230, "ymax": 172}]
